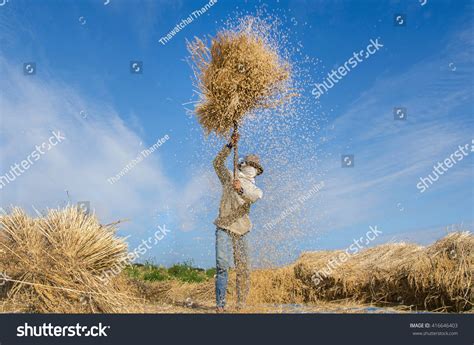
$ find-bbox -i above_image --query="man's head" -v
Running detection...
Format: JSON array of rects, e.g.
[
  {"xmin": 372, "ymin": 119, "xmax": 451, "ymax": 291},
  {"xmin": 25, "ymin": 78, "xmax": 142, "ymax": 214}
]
[{"xmin": 238, "ymin": 154, "xmax": 263, "ymax": 177}]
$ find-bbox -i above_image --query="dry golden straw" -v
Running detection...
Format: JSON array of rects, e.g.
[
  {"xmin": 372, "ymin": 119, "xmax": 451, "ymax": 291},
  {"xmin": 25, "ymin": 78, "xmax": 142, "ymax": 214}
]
[
  {"xmin": 294, "ymin": 232, "xmax": 473, "ymax": 312},
  {"xmin": 187, "ymin": 18, "xmax": 292, "ymax": 136},
  {"xmin": 130, "ymin": 233, "xmax": 472, "ymax": 313},
  {"xmin": 0, "ymin": 207, "xmax": 135, "ymax": 313},
  {"xmin": 2, "ymin": 206, "xmax": 470, "ymax": 313}
]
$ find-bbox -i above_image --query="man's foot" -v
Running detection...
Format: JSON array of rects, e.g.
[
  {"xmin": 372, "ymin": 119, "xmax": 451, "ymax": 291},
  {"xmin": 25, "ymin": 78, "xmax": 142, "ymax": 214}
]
[{"xmin": 216, "ymin": 306, "xmax": 225, "ymax": 313}]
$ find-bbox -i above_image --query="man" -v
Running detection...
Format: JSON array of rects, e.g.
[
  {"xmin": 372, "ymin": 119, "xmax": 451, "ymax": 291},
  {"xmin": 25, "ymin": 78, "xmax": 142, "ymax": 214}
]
[{"xmin": 213, "ymin": 131, "xmax": 263, "ymax": 312}]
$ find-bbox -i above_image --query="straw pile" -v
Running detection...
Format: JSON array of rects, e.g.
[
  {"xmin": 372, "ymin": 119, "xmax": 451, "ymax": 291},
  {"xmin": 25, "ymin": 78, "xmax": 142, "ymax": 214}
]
[
  {"xmin": 247, "ymin": 266, "xmax": 306, "ymax": 305},
  {"xmin": 0, "ymin": 207, "xmax": 134, "ymax": 313},
  {"xmin": 131, "ymin": 279, "xmax": 214, "ymax": 307},
  {"xmin": 187, "ymin": 17, "xmax": 292, "ymax": 136},
  {"xmin": 410, "ymin": 232, "xmax": 473, "ymax": 311},
  {"xmin": 294, "ymin": 232, "xmax": 473, "ymax": 312}
]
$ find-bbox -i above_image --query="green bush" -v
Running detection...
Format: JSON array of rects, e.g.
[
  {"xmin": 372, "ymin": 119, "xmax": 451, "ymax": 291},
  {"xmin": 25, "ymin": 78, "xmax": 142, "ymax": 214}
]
[
  {"xmin": 124, "ymin": 262, "xmax": 216, "ymax": 283},
  {"xmin": 124, "ymin": 265, "xmax": 141, "ymax": 280},
  {"xmin": 168, "ymin": 262, "xmax": 207, "ymax": 283},
  {"xmin": 205, "ymin": 268, "xmax": 216, "ymax": 278},
  {"xmin": 143, "ymin": 269, "xmax": 169, "ymax": 282}
]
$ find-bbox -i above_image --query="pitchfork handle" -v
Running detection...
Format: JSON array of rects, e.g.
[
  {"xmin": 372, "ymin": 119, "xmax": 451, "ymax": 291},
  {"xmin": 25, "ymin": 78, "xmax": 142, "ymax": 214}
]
[{"xmin": 233, "ymin": 121, "xmax": 239, "ymax": 179}]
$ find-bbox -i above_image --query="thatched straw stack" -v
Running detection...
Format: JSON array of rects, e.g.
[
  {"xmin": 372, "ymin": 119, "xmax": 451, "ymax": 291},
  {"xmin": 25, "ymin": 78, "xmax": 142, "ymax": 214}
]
[
  {"xmin": 247, "ymin": 266, "xmax": 306, "ymax": 305},
  {"xmin": 410, "ymin": 232, "xmax": 473, "ymax": 311},
  {"xmin": 294, "ymin": 232, "xmax": 473, "ymax": 312},
  {"xmin": 187, "ymin": 17, "xmax": 292, "ymax": 136},
  {"xmin": 0, "ymin": 207, "xmax": 134, "ymax": 313}
]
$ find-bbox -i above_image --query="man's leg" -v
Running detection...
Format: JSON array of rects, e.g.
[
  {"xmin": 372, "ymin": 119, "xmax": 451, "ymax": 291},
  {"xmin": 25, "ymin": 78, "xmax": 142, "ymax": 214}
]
[
  {"xmin": 232, "ymin": 233, "xmax": 250, "ymax": 308},
  {"xmin": 215, "ymin": 227, "xmax": 230, "ymax": 310}
]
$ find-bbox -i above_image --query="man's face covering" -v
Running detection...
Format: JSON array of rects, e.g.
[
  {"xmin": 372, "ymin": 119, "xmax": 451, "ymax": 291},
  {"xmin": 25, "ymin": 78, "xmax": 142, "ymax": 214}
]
[{"xmin": 240, "ymin": 165, "xmax": 258, "ymax": 178}]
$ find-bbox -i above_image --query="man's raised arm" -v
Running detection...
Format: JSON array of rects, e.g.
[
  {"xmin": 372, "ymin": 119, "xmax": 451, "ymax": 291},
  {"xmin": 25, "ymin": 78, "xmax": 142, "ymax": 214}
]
[
  {"xmin": 213, "ymin": 132, "xmax": 239, "ymax": 185},
  {"xmin": 213, "ymin": 144, "xmax": 232, "ymax": 185}
]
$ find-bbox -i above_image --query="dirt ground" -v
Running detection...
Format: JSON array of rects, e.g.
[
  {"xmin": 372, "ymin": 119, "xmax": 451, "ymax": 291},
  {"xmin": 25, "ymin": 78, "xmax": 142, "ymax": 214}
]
[{"xmin": 136, "ymin": 301, "xmax": 412, "ymax": 314}]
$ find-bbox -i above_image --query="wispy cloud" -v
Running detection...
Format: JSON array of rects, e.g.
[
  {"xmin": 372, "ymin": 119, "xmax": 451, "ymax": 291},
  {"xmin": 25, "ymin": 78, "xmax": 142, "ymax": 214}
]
[
  {"xmin": 0, "ymin": 57, "xmax": 208, "ymax": 243},
  {"xmin": 309, "ymin": 25, "xmax": 473, "ymax": 230}
]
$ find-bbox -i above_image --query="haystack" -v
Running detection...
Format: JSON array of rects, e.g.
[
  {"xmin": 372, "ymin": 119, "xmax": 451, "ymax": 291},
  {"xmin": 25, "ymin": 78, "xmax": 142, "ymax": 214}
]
[
  {"xmin": 247, "ymin": 266, "xmax": 306, "ymax": 305},
  {"xmin": 0, "ymin": 207, "xmax": 134, "ymax": 313},
  {"xmin": 410, "ymin": 232, "xmax": 473, "ymax": 311},
  {"xmin": 294, "ymin": 232, "xmax": 473, "ymax": 312},
  {"xmin": 187, "ymin": 17, "xmax": 292, "ymax": 137}
]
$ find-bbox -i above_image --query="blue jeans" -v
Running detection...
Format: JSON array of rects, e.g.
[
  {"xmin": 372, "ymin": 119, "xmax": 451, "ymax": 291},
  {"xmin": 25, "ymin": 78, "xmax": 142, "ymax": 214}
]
[{"xmin": 215, "ymin": 227, "xmax": 249, "ymax": 308}]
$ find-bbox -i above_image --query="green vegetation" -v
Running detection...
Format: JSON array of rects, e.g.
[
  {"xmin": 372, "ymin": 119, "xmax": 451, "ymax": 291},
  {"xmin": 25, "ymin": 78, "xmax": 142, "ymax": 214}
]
[{"xmin": 124, "ymin": 261, "xmax": 216, "ymax": 283}]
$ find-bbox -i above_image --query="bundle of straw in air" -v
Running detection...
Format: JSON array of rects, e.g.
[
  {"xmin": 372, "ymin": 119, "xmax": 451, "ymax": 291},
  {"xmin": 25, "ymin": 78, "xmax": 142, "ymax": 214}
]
[
  {"xmin": 0, "ymin": 207, "xmax": 133, "ymax": 313},
  {"xmin": 187, "ymin": 18, "xmax": 291, "ymax": 137}
]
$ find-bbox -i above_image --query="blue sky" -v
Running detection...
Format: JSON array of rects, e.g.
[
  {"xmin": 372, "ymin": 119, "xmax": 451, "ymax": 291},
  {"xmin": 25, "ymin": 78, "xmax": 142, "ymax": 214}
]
[{"xmin": 0, "ymin": 0, "xmax": 473, "ymax": 268}]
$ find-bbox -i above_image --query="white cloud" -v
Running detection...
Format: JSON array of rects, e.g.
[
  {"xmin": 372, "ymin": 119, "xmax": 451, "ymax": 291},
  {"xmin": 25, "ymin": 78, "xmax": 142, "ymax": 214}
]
[{"xmin": 0, "ymin": 57, "xmax": 198, "ymax": 241}]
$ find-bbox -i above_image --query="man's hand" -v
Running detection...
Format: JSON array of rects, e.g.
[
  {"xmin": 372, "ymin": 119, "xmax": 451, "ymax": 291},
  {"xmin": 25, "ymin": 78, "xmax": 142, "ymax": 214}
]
[{"xmin": 233, "ymin": 179, "xmax": 242, "ymax": 192}]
